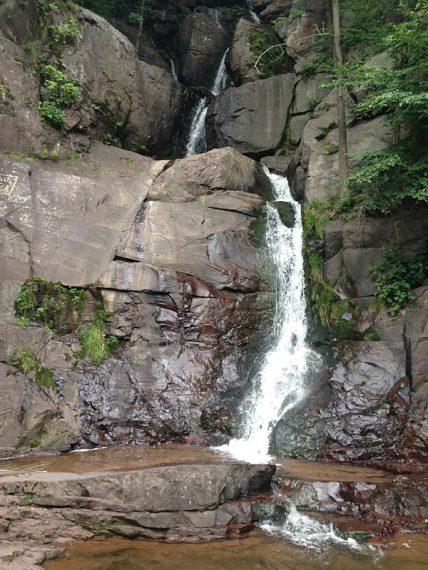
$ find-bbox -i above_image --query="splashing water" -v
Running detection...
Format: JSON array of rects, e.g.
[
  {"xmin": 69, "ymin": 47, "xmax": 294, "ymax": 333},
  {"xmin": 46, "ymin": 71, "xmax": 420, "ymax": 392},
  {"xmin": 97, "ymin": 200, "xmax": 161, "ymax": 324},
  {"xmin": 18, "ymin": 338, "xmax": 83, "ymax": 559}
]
[
  {"xmin": 185, "ymin": 49, "xmax": 229, "ymax": 156},
  {"xmin": 261, "ymin": 504, "xmax": 380, "ymax": 555},
  {"xmin": 218, "ymin": 170, "xmax": 318, "ymax": 463}
]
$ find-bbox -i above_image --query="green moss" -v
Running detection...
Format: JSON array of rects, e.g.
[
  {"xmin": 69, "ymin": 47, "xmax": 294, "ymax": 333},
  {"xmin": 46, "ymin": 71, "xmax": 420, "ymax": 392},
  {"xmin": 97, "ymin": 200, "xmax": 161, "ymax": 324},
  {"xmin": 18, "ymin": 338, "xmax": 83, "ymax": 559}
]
[{"xmin": 249, "ymin": 207, "xmax": 268, "ymax": 247}]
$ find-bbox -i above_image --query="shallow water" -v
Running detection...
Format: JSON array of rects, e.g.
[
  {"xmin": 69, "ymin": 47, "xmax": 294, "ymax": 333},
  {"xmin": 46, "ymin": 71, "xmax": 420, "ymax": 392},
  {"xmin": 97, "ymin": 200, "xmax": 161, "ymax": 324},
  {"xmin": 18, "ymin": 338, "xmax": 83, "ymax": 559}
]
[
  {"xmin": 43, "ymin": 531, "xmax": 428, "ymax": 570},
  {"xmin": 0, "ymin": 445, "xmax": 389, "ymax": 485}
]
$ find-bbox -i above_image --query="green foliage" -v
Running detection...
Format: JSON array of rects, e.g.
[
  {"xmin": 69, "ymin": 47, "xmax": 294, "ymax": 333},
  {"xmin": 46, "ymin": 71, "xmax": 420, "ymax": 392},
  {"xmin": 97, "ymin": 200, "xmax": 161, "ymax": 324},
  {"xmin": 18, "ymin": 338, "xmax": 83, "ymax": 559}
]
[
  {"xmin": 250, "ymin": 27, "xmax": 285, "ymax": 77},
  {"xmin": 370, "ymin": 245, "xmax": 428, "ymax": 316},
  {"xmin": 303, "ymin": 197, "xmax": 341, "ymax": 240},
  {"xmin": 12, "ymin": 347, "xmax": 54, "ymax": 389},
  {"xmin": 307, "ymin": 250, "xmax": 336, "ymax": 328},
  {"xmin": 39, "ymin": 101, "xmax": 65, "ymax": 128},
  {"xmin": 48, "ymin": 16, "xmax": 79, "ymax": 52},
  {"xmin": 38, "ymin": 64, "xmax": 80, "ymax": 129},
  {"xmin": 41, "ymin": 64, "xmax": 80, "ymax": 107},
  {"xmin": 340, "ymin": 142, "xmax": 428, "ymax": 218},
  {"xmin": 15, "ymin": 278, "xmax": 86, "ymax": 331},
  {"xmin": 332, "ymin": 1, "xmax": 428, "ymax": 217},
  {"xmin": 78, "ymin": 303, "xmax": 118, "ymax": 365}
]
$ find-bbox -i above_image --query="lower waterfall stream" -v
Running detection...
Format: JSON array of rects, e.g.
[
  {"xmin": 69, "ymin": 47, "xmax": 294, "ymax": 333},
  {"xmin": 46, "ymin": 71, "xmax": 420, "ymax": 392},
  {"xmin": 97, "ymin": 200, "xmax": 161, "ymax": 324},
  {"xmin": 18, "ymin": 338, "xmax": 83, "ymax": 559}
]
[{"xmin": 218, "ymin": 170, "xmax": 366, "ymax": 553}]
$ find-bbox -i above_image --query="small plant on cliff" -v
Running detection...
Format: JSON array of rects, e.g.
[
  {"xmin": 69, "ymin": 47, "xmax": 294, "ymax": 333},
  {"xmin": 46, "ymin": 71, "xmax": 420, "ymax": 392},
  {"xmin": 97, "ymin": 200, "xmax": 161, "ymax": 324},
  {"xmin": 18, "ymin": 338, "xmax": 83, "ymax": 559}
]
[
  {"xmin": 38, "ymin": 64, "xmax": 80, "ymax": 129},
  {"xmin": 12, "ymin": 347, "xmax": 54, "ymax": 389},
  {"xmin": 249, "ymin": 27, "xmax": 285, "ymax": 77},
  {"xmin": 48, "ymin": 16, "xmax": 79, "ymax": 52},
  {"xmin": 370, "ymin": 245, "xmax": 428, "ymax": 316},
  {"xmin": 15, "ymin": 278, "xmax": 86, "ymax": 330},
  {"xmin": 78, "ymin": 303, "xmax": 119, "ymax": 365}
]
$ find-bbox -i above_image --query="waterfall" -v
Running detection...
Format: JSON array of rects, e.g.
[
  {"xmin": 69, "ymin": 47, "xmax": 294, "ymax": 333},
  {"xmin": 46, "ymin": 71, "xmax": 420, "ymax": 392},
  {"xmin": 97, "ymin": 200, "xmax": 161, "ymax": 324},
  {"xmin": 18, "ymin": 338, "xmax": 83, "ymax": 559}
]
[
  {"xmin": 185, "ymin": 98, "xmax": 208, "ymax": 156},
  {"xmin": 218, "ymin": 170, "xmax": 316, "ymax": 463},
  {"xmin": 211, "ymin": 48, "xmax": 229, "ymax": 96},
  {"xmin": 185, "ymin": 49, "xmax": 229, "ymax": 157},
  {"xmin": 208, "ymin": 8, "xmax": 222, "ymax": 26},
  {"xmin": 246, "ymin": 0, "xmax": 260, "ymax": 24},
  {"xmin": 170, "ymin": 59, "xmax": 178, "ymax": 82}
]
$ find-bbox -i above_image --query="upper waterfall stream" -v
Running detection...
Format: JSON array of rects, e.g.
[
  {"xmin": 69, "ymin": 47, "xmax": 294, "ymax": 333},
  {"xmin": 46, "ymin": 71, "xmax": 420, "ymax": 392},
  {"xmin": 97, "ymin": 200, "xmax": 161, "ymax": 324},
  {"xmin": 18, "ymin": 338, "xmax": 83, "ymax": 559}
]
[
  {"xmin": 185, "ymin": 49, "xmax": 229, "ymax": 156},
  {"xmin": 219, "ymin": 170, "xmax": 317, "ymax": 463}
]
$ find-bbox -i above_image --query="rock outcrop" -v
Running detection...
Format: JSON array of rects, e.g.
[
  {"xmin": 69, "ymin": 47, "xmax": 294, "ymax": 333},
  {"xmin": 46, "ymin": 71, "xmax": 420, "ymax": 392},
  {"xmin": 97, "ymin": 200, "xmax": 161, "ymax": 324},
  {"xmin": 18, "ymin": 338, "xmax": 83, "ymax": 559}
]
[
  {"xmin": 206, "ymin": 73, "xmax": 297, "ymax": 156},
  {"xmin": 0, "ymin": 145, "xmax": 271, "ymax": 455},
  {"xmin": 177, "ymin": 13, "xmax": 229, "ymax": 89}
]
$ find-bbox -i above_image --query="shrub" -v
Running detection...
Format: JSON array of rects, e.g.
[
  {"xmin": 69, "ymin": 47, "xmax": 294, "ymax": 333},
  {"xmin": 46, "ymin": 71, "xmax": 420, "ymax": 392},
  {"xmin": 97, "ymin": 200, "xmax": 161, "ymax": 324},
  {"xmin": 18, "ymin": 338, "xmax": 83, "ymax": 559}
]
[
  {"xmin": 15, "ymin": 278, "xmax": 86, "ymax": 331},
  {"xmin": 250, "ymin": 27, "xmax": 285, "ymax": 77},
  {"xmin": 12, "ymin": 347, "xmax": 54, "ymax": 389},
  {"xmin": 39, "ymin": 101, "xmax": 66, "ymax": 128},
  {"xmin": 78, "ymin": 303, "xmax": 118, "ymax": 365},
  {"xmin": 370, "ymin": 245, "xmax": 428, "ymax": 316},
  {"xmin": 48, "ymin": 17, "xmax": 79, "ymax": 52}
]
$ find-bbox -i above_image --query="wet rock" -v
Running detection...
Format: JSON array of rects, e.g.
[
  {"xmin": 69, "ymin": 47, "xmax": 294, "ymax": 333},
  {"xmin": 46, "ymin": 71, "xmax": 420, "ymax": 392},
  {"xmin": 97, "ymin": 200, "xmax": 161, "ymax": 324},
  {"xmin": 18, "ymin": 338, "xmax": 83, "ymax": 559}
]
[
  {"xmin": 273, "ymin": 342, "xmax": 410, "ymax": 461},
  {"xmin": 177, "ymin": 13, "xmax": 229, "ymax": 89},
  {"xmin": 0, "ymin": 462, "xmax": 275, "ymax": 541},
  {"xmin": 206, "ymin": 73, "xmax": 297, "ymax": 156}
]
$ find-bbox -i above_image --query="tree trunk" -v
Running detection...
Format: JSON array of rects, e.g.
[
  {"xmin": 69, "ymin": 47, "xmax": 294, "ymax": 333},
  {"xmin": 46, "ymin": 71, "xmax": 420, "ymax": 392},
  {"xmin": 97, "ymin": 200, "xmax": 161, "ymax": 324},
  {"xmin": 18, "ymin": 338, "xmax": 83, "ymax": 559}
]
[{"xmin": 331, "ymin": 0, "xmax": 348, "ymax": 194}]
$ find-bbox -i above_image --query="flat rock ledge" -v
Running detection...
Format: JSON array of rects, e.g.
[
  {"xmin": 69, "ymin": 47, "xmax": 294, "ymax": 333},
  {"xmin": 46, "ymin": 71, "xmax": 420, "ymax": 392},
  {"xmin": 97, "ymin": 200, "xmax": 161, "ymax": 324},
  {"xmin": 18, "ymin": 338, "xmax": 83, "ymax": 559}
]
[{"xmin": 0, "ymin": 461, "xmax": 275, "ymax": 569}]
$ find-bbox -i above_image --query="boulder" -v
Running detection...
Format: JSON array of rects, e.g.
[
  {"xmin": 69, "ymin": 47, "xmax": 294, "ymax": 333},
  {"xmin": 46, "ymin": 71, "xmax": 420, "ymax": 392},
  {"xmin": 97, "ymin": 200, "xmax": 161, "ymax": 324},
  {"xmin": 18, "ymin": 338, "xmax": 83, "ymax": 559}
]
[
  {"xmin": 293, "ymin": 74, "xmax": 330, "ymax": 114},
  {"xmin": 206, "ymin": 73, "xmax": 297, "ymax": 156},
  {"xmin": 177, "ymin": 13, "xmax": 229, "ymax": 89},
  {"xmin": 0, "ymin": 462, "xmax": 275, "ymax": 542},
  {"xmin": 274, "ymin": 0, "xmax": 329, "ymax": 58},
  {"xmin": 229, "ymin": 18, "xmax": 260, "ymax": 85},
  {"xmin": 61, "ymin": 8, "xmax": 182, "ymax": 154},
  {"xmin": 260, "ymin": 0, "xmax": 293, "ymax": 23}
]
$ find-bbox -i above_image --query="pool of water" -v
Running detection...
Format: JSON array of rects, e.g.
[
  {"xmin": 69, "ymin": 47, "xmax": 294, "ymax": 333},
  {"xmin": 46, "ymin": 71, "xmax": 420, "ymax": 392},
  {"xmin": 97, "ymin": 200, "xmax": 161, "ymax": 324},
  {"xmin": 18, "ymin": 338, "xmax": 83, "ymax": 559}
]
[{"xmin": 43, "ymin": 531, "xmax": 428, "ymax": 570}]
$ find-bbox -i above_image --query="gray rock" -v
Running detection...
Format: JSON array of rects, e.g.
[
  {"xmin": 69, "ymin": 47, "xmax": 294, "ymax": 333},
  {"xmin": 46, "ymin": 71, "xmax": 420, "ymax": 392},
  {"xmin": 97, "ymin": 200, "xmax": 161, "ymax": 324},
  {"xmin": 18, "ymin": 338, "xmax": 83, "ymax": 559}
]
[
  {"xmin": 207, "ymin": 73, "xmax": 297, "ymax": 156},
  {"xmin": 293, "ymin": 74, "xmax": 330, "ymax": 114},
  {"xmin": 177, "ymin": 13, "xmax": 229, "ymax": 89},
  {"xmin": 288, "ymin": 113, "xmax": 311, "ymax": 145},
  {"xmin": 0, "ymin": 462, "xmax": 275, "ymax": 541},
  {"xmin": 229, "ymin": 18, "xmax": 260, "ymax": 85}
]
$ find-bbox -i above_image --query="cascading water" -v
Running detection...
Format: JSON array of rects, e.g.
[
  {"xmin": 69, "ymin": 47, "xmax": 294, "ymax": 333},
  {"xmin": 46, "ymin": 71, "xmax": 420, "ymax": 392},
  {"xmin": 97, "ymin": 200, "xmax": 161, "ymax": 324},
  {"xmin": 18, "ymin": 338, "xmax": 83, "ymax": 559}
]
[
  {"xmin": 246, "ymin": 0, "xmax": 260, "ymax": 24},
  {"xmin": 219, "ymin": 170, "xmax": 315, "ymax": 463},
  {"xmin": 208, "ymin": 7, "xmax": 222, "ymax": 26},
  {"xmin": 185, "ymin": 49, "xmax": 229, "ymax": 157}
]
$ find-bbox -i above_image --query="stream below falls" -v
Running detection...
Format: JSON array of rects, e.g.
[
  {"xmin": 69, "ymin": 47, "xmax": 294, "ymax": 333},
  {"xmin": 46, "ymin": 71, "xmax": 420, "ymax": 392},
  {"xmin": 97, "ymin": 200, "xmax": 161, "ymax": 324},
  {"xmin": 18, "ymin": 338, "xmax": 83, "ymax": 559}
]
[{"xmin": 42, "ymin": 531, "xmax": 428, "ymax": 570}]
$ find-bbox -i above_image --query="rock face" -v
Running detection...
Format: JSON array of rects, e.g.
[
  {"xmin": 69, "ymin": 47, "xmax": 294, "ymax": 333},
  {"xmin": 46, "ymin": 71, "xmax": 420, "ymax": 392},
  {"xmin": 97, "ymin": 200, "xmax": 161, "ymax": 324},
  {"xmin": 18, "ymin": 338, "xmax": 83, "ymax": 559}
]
[
  {"xmin": 177, "ymin": 13, "xmax": 229, "ymax": 89},
  {"xmin": 206, "ymin": 74, "xmax": 297, "ymax": 156},
  {"xmin": 229, "ymin": 18, "xmax": 261, "ymax": 85},
  {"xmin": 273, "ymin": 342, "xmax": 411, "ymax": 461},
  {"xmin": 300, "ymin": 90, "xmax": 394, "ymax": 201},
  {"xmin": 0, "ymin": 461, "xmax": 275, "ymax": 548},
  {"xmin": 0, "ymin": 145, "xmax": 271, "ymax": 455}
]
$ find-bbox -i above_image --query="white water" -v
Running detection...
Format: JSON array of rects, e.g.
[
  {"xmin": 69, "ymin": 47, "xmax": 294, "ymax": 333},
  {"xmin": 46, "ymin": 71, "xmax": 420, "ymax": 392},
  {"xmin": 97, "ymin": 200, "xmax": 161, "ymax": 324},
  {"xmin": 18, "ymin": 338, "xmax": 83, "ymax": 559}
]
[
  {"xmin": 185, "ymin": 49, "xmax": 229, "ymax": 156},
  {"xmin": 185, "ymin": 98, "xmax": 208, "ymax": 156},
  {"xmin": 247, "ymin": 0, "xmax": 260, "ymax": 24},
  {"xmin": 218, "ymin": 170, "xmax": 315, "ymax": 463},
  {"xmin": 208, "ymin": 8, "xmax": 222, "ymax": 26},
  {"xmin": 261, "ymin": 505, "xmax": 373, "ymax": 553},
  {"xmin": 169, "ymin": 59, "xmax": 178, "ymax": 82}
]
